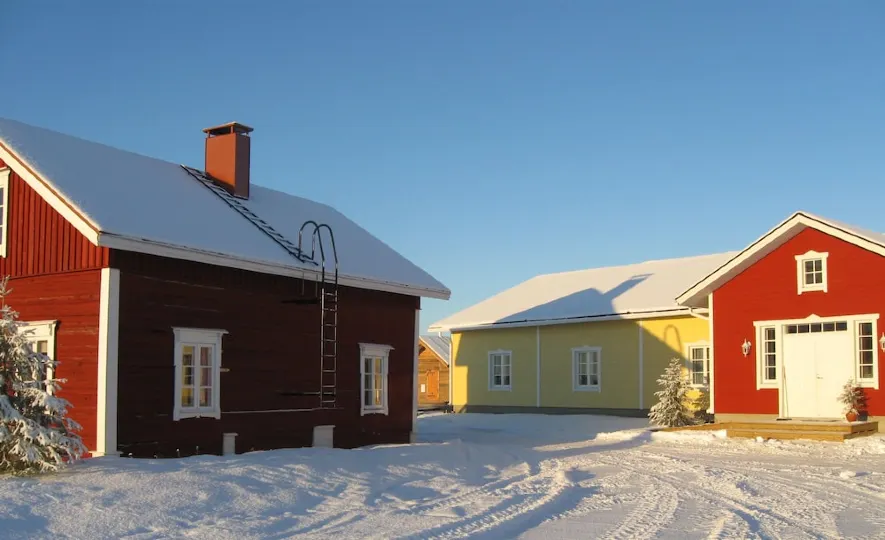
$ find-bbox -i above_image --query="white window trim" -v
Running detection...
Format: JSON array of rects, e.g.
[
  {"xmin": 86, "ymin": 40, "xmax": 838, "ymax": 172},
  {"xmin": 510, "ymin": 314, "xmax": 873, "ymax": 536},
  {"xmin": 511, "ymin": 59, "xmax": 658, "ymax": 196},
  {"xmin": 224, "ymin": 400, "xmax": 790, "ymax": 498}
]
[
  {"xmin": 172, "ymin": 327, "xmax": 227, "ymax": 421},
  {"xmin": 684, "ymin": 341, "xmax": 710, "ymax": 389},
  {"xmin": 0, "ymin": 168, "xmax": 10, "ymax": 258},
  {"xmin": 488, "ymin": 349, "xmax": 512, "ymax": 391},
  {"xmin": 571, "ymin": 346, "xmax": 601, "ymax": 392},
  {"xmin": 20, "ymin": 320, "xmax": 59, "ymax": 394},
  {"xmin": 754, "ymin": 325, "xmax": 780, "ymax": 389},
  {"xmin": 795, "ymin": 250, "xmax": 829, "ymax": 295},
  {"xmin": 360, "ymin": 343, "xmax": 393, "ymax": 416},
  {"xmin": 855, "ymin": 319, "xmax": 879, "ymax": 389}
]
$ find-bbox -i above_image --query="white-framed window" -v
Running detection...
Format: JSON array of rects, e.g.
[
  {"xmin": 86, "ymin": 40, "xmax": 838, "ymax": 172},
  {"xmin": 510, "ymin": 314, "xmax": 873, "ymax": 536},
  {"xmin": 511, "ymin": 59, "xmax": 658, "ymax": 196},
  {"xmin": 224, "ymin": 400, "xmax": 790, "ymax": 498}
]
[
  {"xmin": 685, "ymin": 343, "xmax": 710, "ymax": 387},
  {"xmin": 172, "ymin": 327, "xmax": 227, "ymax": 420},
  {"xmin": 794, "ymin": 250, "xmax": 829, "ymax": 294},
  {"xmin": 360, "ymin": 343, "xmax": 392, "ymax": 415},
  {"xmin": 757, "ymin": 325, "xmax": 778, "ymax": 387},
  {"xmin": 488, "ymin": 350, "xmax": 512, "ymax": 390},
  {"xmin": 856, "ymin": 320, "xmax": 877, "ymax": 385},
  {"xmin": 572, "ymin": 346, "xmax": 601, "ymax": 391},
  {"xmin": 20, "ymin": 320, "xmax": 58, "ymax": 394},
  {"xmin": 0, "ymin": 168, "xmax": 10, "ymax": 258}
]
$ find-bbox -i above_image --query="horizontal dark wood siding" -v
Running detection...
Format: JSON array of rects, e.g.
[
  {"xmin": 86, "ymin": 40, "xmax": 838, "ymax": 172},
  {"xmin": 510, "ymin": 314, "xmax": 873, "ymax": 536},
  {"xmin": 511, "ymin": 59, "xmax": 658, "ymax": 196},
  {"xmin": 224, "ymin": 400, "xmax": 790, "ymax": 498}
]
[
  {"xmin": 4, "ymin": 272, "xmax": 103, "ymax": 451},
  {"xmin": 0, "ymin": 159, "xmax": 108, "ymax": 276},
  {"xmin": 111, "ymin": 250, "xmax": 419, "ymax": 457}
]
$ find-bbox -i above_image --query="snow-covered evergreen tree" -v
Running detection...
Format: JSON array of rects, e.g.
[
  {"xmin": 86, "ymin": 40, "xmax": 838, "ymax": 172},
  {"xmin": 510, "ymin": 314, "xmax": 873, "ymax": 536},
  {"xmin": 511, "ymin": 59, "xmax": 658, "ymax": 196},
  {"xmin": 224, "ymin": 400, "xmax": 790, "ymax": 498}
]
[
  {"xmin": 0, "ymin": 278, "xmax": 86, "ymax": 475},
  {"xmin": 648, "ymin": 357, "xmax": 694, "ymax": 428}
]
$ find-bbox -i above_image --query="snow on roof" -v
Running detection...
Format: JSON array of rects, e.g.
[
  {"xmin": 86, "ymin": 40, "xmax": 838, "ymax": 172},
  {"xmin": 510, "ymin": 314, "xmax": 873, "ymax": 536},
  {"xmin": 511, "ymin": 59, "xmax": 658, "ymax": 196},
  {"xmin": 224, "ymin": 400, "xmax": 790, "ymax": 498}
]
[
  {"xmin": 0, "ymin": 117, "xmax": 449, "ymax": 299},
  {"xmin": 428, "ymin": 251, "xmax": 738, "ymax": 331},
  {"xmin": 419, "ymin": 335, "xmax": 451, "ymax": 365}
]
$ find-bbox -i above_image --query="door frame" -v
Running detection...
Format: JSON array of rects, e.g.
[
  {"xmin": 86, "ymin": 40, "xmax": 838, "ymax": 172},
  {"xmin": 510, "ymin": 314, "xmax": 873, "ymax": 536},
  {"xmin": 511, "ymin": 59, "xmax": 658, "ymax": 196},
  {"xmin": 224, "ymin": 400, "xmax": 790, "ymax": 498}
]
[{"xmin": 752, "ymin": 313, "xmax": 879, "ymax": 418}]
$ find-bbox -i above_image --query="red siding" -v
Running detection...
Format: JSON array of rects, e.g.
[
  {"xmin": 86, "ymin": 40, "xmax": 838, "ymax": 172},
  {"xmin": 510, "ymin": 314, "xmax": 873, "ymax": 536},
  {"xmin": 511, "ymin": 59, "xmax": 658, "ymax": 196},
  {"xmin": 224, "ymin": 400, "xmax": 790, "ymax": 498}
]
[
  {"xmin": 111, "ymin": 250, "xmax": 419, "ymax": 457},
  {"xmin": 714, "ymin": 228, "xmax": 885, "ymax": 415},
  {"xmin": 2, "ymin": 272, "xmax": 103, "ymax": 450},
  {"xmin": 0, "ymin": 159, "xmax": 109, "ymax": 275}
]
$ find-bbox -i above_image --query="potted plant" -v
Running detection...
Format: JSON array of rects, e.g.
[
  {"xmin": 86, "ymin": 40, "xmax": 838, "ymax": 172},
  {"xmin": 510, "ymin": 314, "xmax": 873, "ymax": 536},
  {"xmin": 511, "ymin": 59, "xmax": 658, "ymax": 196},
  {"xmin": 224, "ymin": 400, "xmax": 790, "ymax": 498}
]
[{"xmin": 838, "ymin": 378, "xmax": 866, "ymax": 422}]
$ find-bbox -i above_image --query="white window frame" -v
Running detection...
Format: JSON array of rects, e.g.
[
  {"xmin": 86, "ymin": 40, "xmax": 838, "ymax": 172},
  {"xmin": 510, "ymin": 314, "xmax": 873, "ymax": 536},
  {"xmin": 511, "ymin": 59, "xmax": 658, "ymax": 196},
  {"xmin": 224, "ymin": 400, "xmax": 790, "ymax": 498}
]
[
  {"xmin": 684, "ymin": 342, "xmax": 710, "ymax": 388},
  {"xmin": 0, "ymin": 168, "xmax": 10, "ymax": 258},
  {"xmin": 571, "ymin": 346, "xmax": 601, "ymax": 392},
  {"xmin": 488, "ymin": 349, "xmax": 512, "ymax": 391},
  {"xmin": 754, "ymin": 325, "xmax": 780, "ymax": 389},
  {"xmin": 172, "ymin": 327, "xmax": 227, "ymax": 421},
  {"xmin": 360, "ymin": 343, "xmax": 393, "ymax": 416},
  {"xmin": 795, "ymin": 250, "xmax": 829, "ymax": 294},
  {"xmin": 855, "ymin": 319, "xmax": 879, "ymax": 388},
  {"xmin": 20, "ymin": 320, "xmax": 58, "ymax": 394}
]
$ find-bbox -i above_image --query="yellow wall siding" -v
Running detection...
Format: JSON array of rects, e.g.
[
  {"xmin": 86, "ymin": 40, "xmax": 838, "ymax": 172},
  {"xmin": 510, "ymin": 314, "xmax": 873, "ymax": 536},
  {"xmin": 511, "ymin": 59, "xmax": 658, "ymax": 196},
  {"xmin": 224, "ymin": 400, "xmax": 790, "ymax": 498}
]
[
  {"xmin": 539, "ymin": 320, "xmax": 639, "ymax": 409},
  {"xmin": 641, "ymin": 315, "xmax": 710, "ymax": 409},
  {"xmin": 450, "ymin": 327, "xmax": 537, "ymax": 409}
]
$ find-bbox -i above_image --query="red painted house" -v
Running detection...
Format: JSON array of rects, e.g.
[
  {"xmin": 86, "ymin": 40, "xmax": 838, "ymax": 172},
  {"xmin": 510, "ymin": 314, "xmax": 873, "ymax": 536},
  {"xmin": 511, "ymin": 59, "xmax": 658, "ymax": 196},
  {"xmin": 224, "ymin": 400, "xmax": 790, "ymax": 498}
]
[
  {"xmin": 0, "ymin": 117, "xmax": 449, "ymax": 458},
  {"xmin": 677, "ymin": 212, "xmax": 883, "ymax": 426}
]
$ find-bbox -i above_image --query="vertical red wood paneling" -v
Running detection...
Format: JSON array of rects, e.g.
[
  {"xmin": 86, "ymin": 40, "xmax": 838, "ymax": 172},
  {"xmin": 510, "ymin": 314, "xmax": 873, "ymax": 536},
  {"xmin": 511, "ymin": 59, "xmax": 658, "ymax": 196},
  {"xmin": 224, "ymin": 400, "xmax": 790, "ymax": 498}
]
[
  {"xmin": 715, "ymin": 228, "xmax": 885, "ymax": 416},
  {"xmin": 2, "ymin": 271, "xmax": 103, "ymax": 451},
  {"xmin": 0, "ymin": 160, "xmax": 108, "ymax": 276}
]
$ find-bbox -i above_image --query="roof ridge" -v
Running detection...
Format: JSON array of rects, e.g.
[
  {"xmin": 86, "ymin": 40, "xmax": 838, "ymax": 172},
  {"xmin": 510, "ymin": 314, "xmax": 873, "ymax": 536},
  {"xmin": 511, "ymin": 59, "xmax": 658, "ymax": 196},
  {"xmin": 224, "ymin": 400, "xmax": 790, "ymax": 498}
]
[{"xmin": 535, "ymin": 250, "xmax": 739, "ymax": 279}]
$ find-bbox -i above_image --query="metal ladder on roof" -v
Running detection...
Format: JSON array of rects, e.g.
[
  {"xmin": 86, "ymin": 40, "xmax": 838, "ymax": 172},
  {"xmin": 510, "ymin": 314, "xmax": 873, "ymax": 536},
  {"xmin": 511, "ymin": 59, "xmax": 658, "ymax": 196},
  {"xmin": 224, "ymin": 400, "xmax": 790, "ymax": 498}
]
[{"xmin": 298, "ymin": 220, "xmax": 340, "ymax": 409}]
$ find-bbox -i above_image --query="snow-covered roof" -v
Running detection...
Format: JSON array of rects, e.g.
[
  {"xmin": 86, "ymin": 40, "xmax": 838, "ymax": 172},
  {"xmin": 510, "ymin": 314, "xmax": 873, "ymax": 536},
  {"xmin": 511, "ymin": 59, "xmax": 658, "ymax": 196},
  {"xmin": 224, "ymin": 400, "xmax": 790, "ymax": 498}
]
[
  {"xmin": 419, "ymin": 335, "xmax": 451, "ymax": 365},
  {"xmin": 677, "ymin": 211, "xmax": 885, "ymax": 308},
  {"xmin": 428, "ymin": 252, "xmax": 738, "ymax": 332},
  {"xmin": 0, "ymin": 117, "xmax": 449, "ymax": 299}
]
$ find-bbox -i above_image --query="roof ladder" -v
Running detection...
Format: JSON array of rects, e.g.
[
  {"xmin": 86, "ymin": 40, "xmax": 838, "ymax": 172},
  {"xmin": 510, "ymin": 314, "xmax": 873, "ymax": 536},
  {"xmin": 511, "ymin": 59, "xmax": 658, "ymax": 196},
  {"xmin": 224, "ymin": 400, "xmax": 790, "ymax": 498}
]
[{"xmin": 299, "ymin": 220, "xmax": 340, "ymax": 409}]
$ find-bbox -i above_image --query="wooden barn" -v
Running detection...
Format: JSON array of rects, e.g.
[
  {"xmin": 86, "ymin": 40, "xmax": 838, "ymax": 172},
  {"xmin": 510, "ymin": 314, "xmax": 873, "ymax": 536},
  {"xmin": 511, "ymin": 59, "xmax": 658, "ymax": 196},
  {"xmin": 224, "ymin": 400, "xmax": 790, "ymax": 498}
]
[
  {"xmin": 418, "ymin": 335, "xmax": 450, "ymax": 408},
  {"xmin": 0, "ymin": 117, "xmax": 449, "ymax": 458}
]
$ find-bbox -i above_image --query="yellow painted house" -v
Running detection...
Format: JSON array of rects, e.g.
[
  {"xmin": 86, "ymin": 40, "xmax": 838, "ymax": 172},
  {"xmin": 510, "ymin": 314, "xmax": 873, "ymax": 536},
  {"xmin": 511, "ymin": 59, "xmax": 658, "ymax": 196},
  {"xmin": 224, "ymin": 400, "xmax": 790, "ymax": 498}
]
[{"xmin": 428, "ymin": 252, "xmax": 737, "ymax": 415}]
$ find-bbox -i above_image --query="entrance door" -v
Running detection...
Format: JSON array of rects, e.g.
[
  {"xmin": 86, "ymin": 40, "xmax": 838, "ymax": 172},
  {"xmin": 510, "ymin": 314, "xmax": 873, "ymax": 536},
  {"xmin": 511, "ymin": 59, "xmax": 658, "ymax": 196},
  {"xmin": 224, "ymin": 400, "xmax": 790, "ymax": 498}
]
[
  {"xmin": 782, "ymin": 327, "xmax": 854, "ymax": 418},
  {"xmin": 426, "ymin": 369, "xmax": 439, "ymax": 401}
]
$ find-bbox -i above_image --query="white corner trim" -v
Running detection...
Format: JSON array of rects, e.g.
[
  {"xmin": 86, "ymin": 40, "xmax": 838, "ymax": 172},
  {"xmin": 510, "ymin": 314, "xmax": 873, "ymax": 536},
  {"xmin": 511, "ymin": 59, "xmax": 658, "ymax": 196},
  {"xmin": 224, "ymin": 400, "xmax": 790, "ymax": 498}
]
[
  {"xmin": 794, "ymin": 250, "xmax": 829, "ymax": 295},
  {"xmin": 0, "ymin": 144, "xmax": 100, "ymax": 245},
  {"xmin": 638, "ymin": 320, "xmax": 644, "ymax": 409},
  {"xmin": 95, "ymin": 268, "xmax": 120, "ymax": 456},
  {"xmin": 0, "ymin": 168, "xmax": 9, "ymax": 258},
  {"xmin": 172, "ymin": 327, "xmax": 227, "ymax": 421},
  {"xmin": 708, "ymin": 293, "xmax": 715, "ymax": 413}
]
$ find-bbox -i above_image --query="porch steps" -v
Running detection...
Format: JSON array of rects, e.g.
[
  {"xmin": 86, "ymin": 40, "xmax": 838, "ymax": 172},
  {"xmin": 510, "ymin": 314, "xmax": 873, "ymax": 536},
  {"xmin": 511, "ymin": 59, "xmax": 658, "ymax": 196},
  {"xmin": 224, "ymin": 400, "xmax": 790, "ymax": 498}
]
[{"xmin": 725, "ymin": 421, "xmax": 878, "ymax": 443}]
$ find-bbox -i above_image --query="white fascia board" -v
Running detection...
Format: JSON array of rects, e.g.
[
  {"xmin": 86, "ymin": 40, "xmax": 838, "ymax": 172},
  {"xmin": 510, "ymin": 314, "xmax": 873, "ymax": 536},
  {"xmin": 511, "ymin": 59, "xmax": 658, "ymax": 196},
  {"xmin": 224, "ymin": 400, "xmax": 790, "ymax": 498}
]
[
  {"xmin": 98, "ymin": 233, "xmax": 451, "ymax": 300},
  {"xmin": 430, "ymin": 307, "xmax": 693, "ymax": 333},
  {"xmin": 675, "ymin": 212, "xmax": 885, "ymax": 308},
  {"xmin": 0, "ymin": 142, "xmax": 100, "ymax": 244}
]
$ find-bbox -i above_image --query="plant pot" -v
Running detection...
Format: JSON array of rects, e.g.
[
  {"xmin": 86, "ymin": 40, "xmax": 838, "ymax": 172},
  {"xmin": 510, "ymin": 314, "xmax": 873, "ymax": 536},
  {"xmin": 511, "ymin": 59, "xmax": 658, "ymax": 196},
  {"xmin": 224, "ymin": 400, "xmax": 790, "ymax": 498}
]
[{"xmin": 846, "ymin": 411, "xmax": 858, "ymax": 422}]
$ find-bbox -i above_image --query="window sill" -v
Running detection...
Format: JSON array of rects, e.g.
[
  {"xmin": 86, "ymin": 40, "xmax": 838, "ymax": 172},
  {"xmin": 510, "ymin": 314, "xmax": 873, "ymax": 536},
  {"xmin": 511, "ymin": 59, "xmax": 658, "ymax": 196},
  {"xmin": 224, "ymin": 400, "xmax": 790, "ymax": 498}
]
[
  {"xmin": 174, "ymin": 409, "xmax": 221, "ymax": 421},
  {"xmin": 573, "ymin": 387, "xmax": 601, "ymax": 392},
  {"xmin": 856, "ymin": 380, "xmax": 878, "ymax": 390},
  {"xmin": 798, "ymin": 286, "xmax": 826, "ymax": 295},
  {"xmin": 361, "ymin": 407, "xmax": 388, "ymax": 416},
  {"xmin": 489, "ymin": 387, "xmax": 512, "ymax": 392}
]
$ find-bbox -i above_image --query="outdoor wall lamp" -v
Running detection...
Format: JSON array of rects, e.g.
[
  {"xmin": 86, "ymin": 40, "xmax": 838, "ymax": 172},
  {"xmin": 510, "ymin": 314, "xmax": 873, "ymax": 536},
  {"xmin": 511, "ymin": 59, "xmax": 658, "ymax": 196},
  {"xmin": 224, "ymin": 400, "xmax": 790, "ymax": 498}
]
[
  {"xmin": 741, "ymin": 339, "xmax": 752, "ymax": 357},
  {"xmin": 879, "ymin": 333, "xmax": 885, "ymax": 352}
]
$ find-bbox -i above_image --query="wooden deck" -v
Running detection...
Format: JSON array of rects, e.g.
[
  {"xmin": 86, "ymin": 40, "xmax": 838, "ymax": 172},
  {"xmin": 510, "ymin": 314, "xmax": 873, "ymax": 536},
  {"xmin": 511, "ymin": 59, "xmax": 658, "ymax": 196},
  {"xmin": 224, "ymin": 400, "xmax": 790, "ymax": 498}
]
[{"xmin": 663, "ymin": 420, "xmax": 879, "ymax": 442}]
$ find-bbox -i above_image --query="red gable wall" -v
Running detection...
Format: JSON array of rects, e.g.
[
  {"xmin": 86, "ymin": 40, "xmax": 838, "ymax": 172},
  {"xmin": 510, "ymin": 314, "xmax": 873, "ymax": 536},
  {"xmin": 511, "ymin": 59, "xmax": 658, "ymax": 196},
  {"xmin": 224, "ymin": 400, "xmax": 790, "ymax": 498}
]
[
  {"xmin": 0, "ymin": 159, "xmax": 107, "ymax": 451},
  {"xmin": 714, "ymin": 227, "xmax": 885, "ymax": 416}
]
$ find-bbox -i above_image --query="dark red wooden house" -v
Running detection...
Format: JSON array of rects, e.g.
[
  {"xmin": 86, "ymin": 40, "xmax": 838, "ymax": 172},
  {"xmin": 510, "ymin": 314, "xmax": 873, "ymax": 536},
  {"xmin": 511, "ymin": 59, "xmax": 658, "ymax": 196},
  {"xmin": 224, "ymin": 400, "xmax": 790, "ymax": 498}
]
[
  {"xmin": 677, "ymin": 211, "xmax": 884, "ymax": 426},
  {"xmin": 0, "ymin": 117, "xmax": 450, "ymax": 458}
]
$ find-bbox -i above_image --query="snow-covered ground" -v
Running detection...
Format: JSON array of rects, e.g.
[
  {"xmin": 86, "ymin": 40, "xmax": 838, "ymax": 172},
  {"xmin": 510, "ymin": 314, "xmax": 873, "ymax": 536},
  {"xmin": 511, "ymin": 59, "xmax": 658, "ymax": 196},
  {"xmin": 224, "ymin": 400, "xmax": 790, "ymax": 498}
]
[{"xmin": 3, "ymin": 413, "xmax": 885, "ymax": 539}]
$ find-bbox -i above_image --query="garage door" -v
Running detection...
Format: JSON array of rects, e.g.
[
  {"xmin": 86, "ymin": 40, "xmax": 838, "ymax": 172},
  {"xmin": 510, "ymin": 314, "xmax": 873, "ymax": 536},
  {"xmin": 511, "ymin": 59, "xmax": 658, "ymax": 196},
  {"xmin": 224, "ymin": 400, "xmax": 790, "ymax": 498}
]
[{"xmin": 781, "ymin": 321, "xmax": 854, "ymax": 418}]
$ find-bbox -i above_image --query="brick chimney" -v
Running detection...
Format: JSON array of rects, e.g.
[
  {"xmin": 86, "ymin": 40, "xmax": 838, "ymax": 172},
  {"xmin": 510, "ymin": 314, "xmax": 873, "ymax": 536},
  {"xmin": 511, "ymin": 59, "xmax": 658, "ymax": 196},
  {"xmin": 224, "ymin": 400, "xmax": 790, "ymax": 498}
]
[{"xmin": 202, "ymin": 122, "xmax": 253, "ymax": 198}]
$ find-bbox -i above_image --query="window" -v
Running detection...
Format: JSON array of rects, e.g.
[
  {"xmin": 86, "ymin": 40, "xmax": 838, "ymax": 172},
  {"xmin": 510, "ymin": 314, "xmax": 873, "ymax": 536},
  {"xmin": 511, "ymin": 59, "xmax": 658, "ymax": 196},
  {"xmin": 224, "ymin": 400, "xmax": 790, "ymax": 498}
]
[
  {"xmin": 572, "ymin": 347, "xmax": 601, "ymax": 391},
  {"xmin": 0, "ymin": 168, "xmax": 9, "ymax": 258},
  {"xmin": 360, "ymin": 343, "xmax": 392, "ymax": 415},
  {"xmin": 857, "ymin": 321, "xmax": 876, "ymax": 383},
  {"xmin": 173, "ymin": 328, "xmax": 226, "ymax": 420},
  {"xmin": 785, "ymin": 321, "xmax": 847, "ymax": 334},
  {"xmin": 20, "ymin": 320, "xmax": 58, "ymax": 394},
  {"xmin": 795, "ymin": 251, "xmax": 829, "ymax": 294},
  {"xmin": 758, "ymin": 326, "xmax": 778, "ymax": 385},
  {"xmin": 685, "ymin": 344, "xmax": 709, "ymax": 387},
  {"xmin": 488, "ymin": 350, "xmax": 512, "ymax": 390}
]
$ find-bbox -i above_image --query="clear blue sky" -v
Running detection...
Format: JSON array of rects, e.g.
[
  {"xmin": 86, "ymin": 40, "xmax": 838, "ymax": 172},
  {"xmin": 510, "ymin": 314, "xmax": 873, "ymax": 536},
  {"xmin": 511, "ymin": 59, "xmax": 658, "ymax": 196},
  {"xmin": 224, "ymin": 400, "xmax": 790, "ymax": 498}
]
[{"xmin": 2, "ymin": 2, "xmax": 884, "ymax": 333}]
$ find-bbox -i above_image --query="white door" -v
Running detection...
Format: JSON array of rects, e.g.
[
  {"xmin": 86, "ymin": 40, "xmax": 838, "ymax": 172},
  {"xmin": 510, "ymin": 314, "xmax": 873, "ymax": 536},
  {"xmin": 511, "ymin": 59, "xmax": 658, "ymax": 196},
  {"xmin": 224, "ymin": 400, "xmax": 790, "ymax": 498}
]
[{"xmin": 782, "ymin": 326, "xmax": 854, "ymax": 418}]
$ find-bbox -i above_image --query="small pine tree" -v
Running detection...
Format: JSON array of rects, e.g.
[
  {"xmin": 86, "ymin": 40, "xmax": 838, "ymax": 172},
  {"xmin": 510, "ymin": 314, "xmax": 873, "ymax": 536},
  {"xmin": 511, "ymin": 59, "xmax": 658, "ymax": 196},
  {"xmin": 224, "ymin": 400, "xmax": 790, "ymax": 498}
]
[
  {"xmin": 0, "ymin": 278, "xmax": 86, "ymax": 475},
  {"xmin": 648, "ymin": 357, "xmax": 694, "ymax": 428}
]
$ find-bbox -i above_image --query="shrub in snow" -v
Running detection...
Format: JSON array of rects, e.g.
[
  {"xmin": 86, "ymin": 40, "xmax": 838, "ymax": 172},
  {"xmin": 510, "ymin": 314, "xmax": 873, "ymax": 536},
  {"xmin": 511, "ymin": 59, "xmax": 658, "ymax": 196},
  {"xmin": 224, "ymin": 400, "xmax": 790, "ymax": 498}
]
[
  {"xmin": 692, "ymin": 387, "xmax": 712, "ymax": 424},
  {"xmin": 838, "ymin": 378, "xmax": 867, "ymax": 415},
  {"xmin": 0, "ymin": 279, "xmax": 86, "ymax": 475},
  {"xmin": 648, "ymin": 358, "xmax": 695, "ymax": 428}
]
